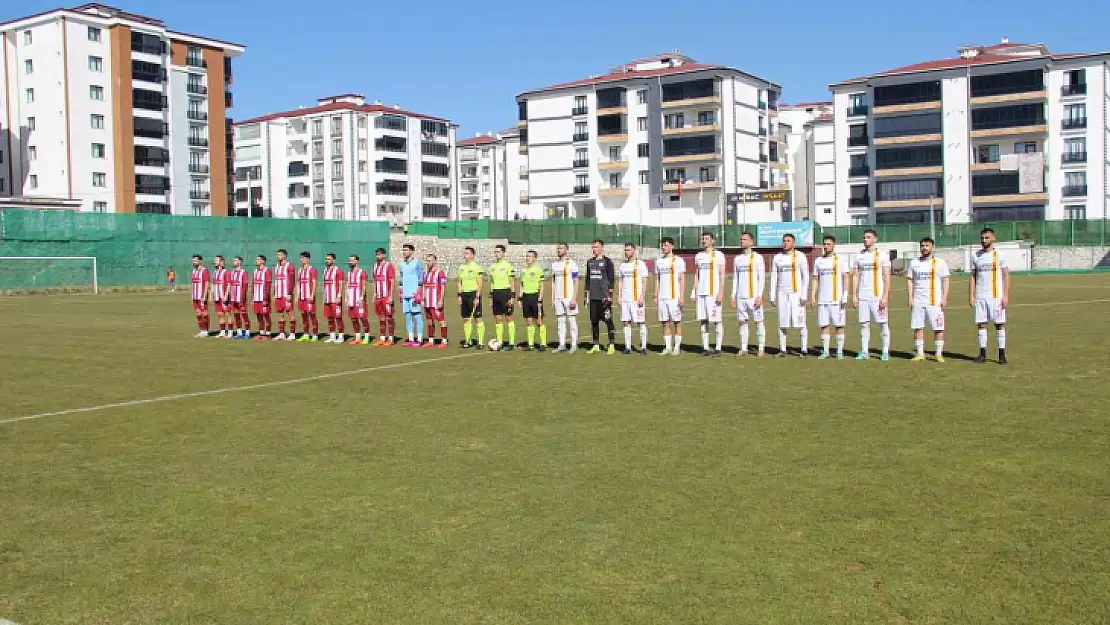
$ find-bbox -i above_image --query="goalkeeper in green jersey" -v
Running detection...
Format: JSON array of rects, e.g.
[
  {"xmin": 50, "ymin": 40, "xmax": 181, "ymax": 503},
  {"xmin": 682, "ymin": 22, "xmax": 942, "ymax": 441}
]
[{"xmin": 518, "ymin": 250, "xmax": 548, "ymax": 351}]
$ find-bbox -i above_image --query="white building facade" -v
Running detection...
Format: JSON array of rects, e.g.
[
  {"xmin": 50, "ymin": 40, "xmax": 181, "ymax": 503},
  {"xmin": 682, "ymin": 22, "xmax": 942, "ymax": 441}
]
[
  {"xmin": 455, "ymin": 127, "xmax": 535, "ymax": 221},
  {"xmin": 0, "ymin": 3, "xmax": 243, "ymax": 215},
  {"xmin": 778, "ymin": 102, "xmax": 833, "ymax": 220},
  {"xmin": 233, "ymin": 94, "xmax": 455, "ymax": 222},
  {"xmin": 829, "ymin": 41, "xmax": 1110, "ymax": 226},
  {"xmin": 516, "ymin": 53, "xmax": 787, "ymax": 226}
]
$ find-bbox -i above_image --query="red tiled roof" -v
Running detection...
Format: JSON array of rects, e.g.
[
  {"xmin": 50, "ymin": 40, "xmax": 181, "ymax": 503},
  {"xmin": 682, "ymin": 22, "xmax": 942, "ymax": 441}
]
[
  {"xmin": 519, "ymin": 62, "xmax": 727, "ymax": 96},
  {"xmin": 457, "ymin": 136, "xmax": 498, "ymax": 146},
  {"xmin": 780, "ymin": 101, "xmax": 832, "ymax": 109},
  {"xmin": 236, "ymin": 100, "xmax": 449, "ymax": 125}
]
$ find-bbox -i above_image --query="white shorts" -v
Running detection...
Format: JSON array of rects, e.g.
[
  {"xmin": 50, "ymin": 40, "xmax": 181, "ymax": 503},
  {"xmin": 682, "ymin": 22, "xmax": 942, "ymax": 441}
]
[
  {"xmin": 658, "ymin": 299, "xmax": 682, "ymax": 323},
  {"xmin": 621, "ymin": 300, "xmax": 646, "ymax": 323},
  {"xmin": 553, "ymin": 298, "xmax": 579, "ymax": 316},
  {"xmin": 857, "ymin": 299, "xmax": 889, "ymax": 324},
  {"xmin": 696, "ymin": 295, "xmax": 723, "ymax": 322},
  {"xmin": 975, "ymin": 298, "xmax": 1007, "ymax": 324},
  {"xmin": 775, "ymin": 293, "xmax": 806, "ymax": 329},
  {"xmin": 735, "ymin": 298, "xmax": 764, "ymax": 323},
  {"xmin": 911, "ymin": 304, "xmax": 946, "ymax": 331},
  {"xmin": 818, "ymin": 303, "xmax": 847, "ymax": 328}
]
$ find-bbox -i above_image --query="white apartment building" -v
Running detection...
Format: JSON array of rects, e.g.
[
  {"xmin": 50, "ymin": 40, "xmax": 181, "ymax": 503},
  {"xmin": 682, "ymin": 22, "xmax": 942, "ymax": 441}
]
[
  {"xmin": 778, "ymin": 102, "xmax": 833, "ymax": 220},
  {"xmin": 455, "ymin": 127, "xmax": 535, "ymax": 220},
  {"xmin": 232, "ymin": 94, "xmax": 455, "ymax": 222},
  {"xmin": 0, "ymin": 3, "xmax": 243, "ymax": 215},
  {"xmin": 516, "ymin": 52, "xmax": 788, "ymax": 226},
  {"xmin": 828, "ymin": 40, "xmax": 1110, "ymax": 226}
]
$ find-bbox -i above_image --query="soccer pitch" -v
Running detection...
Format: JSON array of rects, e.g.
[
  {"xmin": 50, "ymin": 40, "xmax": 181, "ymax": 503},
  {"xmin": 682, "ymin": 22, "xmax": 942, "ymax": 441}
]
[{"xmin": 2, "ymin": 273, "xmax": 1110, "ymax": 625}]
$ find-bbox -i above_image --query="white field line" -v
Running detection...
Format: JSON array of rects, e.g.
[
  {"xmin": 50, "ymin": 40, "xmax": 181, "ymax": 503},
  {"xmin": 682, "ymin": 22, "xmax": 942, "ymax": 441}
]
[{"xmin": 1, "ymin": 353, "xmax": 482, "ymax": 427}]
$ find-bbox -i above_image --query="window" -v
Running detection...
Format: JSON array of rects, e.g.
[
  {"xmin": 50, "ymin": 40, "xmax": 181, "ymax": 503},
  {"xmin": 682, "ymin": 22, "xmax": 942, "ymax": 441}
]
[
  {"xmin": 608, "ymin": 146, "xmax": 621, "ymax": 161},
  {"xmin": 359, "ymin": 160, "xmax": 367, "ymax": 172},
  {"xmin": 575, "ymin": 174, "xmax": 588, "ymax": 187},
  {"xmin": 697, "ymin": 111, "xmax": 717, "ymax": 126},
  {"xmin": 90, "ymin": 85, "xmax": 104, "ymax": 100},
  {"xmin": 699, "ymin": 166, "xmax": 716, "ymax": 182},
  {"xmin": 23, "ymin": 30, "xmax": 31, "ymax": 45},
  {"xmin": 88, "ymin": 55, "xmax": 102, "ymax": 72},
  {"xmin": 873, "ymin": 80, "xmax": 941, "ymax": 106},
  {"xmin": 971, "ymin": 103, "xmax": 1044, "ymax": 130},
  {"xmin": 482, "ymin": 165, "xmax": 490, "ymax": 174},
  {"xmin": 92, "ymin": 172, "xmax": 106, "ymax": 187},
  {"xmin": 420, "ymin": 119, "xmax": 448, "ymax": 137},
  {"xmin": 637, "ymin": 90, "xmax": 647, "ymax": 105},
  {"xmin": 91, "ymin": 114, "xmax": 105, "ymax": 129},
  {"xmin": 1065, "ymin": 171, "xmax": 1086, "ymax": 188},
  {"xmin": 28, "ymin": 146, "xmax": 37, "ymax": 161},
  {"xmin": 639, "ymin": 170, "xmax": 649, "ymax": 185},
  {"xmin": 331, "ymin": 161, "xmax": 342, "ymax": 177},
  {"xmin": 332, "ymin": 181, "xmax": 344, "ymax": 197},
  {"xmin": 873, "ymin": 113, "xmax": 941, "ymax": 138},
  {"xmin": 376, "ymin": 115, "xmax": 407, "ymax": 131},
  {"xmin": 1064, "ymin": 137, "xmax": 1086, "ymax": 155},
  {"xmin": 574, "ymin": 147, "xmax": 588, "ymax": 162},
  {"xmin": 331, "ymin": 115, "xmax": 343, "ymax": 134},
  {"xmin": 358, "ymin": 115, "xmax": 366, "ymax": 129},
  {"xmin": 0, "ymin": 180, "xmax": 3, "ymax": 192},
  {"xmin": 849, "ymin": 184, "xmax": 869, "ymax": 205},
  {"xmin": 27, "ymin": 117, "xmax": 35, "ymax": 131},
  {"xmin": 1064, "ymin": 104, "xmax": 1086, "ymax": 125},
  {"xmin": 976, "ymin": 144, "xmax": 1000, "ymax": 164},
  {"xmin": 1065, "ymin": 205, "xmax": 1086, "ymax": 220},
  {"xmin": 637, "ymin": 143, "xmax": 649, "ymax": 158},
  {"xmin": 312, "ymin": 119, "xmax": 324, "ymax": 136},
  {"xmin": 91, "ymin": 143, "xmax": 105, "ymax": 158},
  {"xmin": 482, "ymin": 182, "xmax": 490, "ymax": 192},
  {"xmin": 574, "ymin": 95, "xmax": 587, "ymax": 111},
  {"xmin": 24, "ymin": 59, "xmax": 33, "ymax": 74},
  {"xmin": 331, "ymin": 138, "xmax": 342, "ymax": 156},
  {"xmin": 1014, "ymin": 141, "xmax": 1038, "ymax": 154},
  {"xmin": 25, "ymin": 88, "xmax": 34, "ymax": 103},
  {"xmin": 93, "ymin": 201, "xmax": 107, "ymax": 212},
  {"xmin": 358, "ymin": 138, "xmax": 367, "ymax": 151},
  {"xmin": 88, "ymin": 27, "xmax": 101, "ymax": 42},
  {"xmin": 29, "ymin": 175, "xmax": 38, "ymax": 189},
  {"xmin": 664, "ymin": 167, "xmax": 686, "ymax": 183},
  {"xmin": 574, "ymin": 121, "xmax": 588, "ymax": 136},
  {"xmin": 609, "ymin": 172, "xmax": 622, "ymax": 188},
  {"xmin": 482, "ymin": 199, "xmax": 490, "ymax": 209},
  {"xmin": 664, "ymin": 113, "xmax": 685, "ymax": 129},
  {"xmin": 849, "ymin": 93, "xmax": 867, "ymax": 109},
  {"xmin": 637, "ymin": 117, "xmax": 648, "ymax": 131},
  {"xmin": 360, "ymin": 183, "xmax": 368, "ymax": 196},
  {"xmin": 876, "ymin": 178, "xmax": 942, "ymax": 201}
]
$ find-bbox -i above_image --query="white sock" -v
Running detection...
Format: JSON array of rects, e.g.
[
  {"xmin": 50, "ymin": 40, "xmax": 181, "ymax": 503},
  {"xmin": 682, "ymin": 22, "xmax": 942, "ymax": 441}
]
[
  {"xmin": 915, "ymin": 338, "xmax": 924, "ymax": 355},
  {"xmin": 935, "ymin": 340, "xmax": 944, "ymax": 357},
  {"xmin": 639, "ymin": 325, "xmax": 648, "ymax": 351},
  {"xmin": 407, "ymin": 333, "xmax": 414, "ymax": 342},
  {"xmin": 354, "ymin": 333, "xmax": 361, "ymax": 341},
  {"xmin": 715, "ymin": 323, "xmax": 723, "ymax": 352},
  {"xmin": 701, "ymin": 323, "xmax": 710, "ymax": 350},
  {"xmin": 673, "ymin": 334, "xmax": 682, "ymax": 353},
  {"xmin": 570, "ymin": 321, "xmax": 579, "ymax": 347},
  {"xmin": 978, "ymin": 328, "xmax": 988, "ymax": 349},
  {"xmin": 623, "ymin": 325, "xmax": 632, "ymax": 349},
  {"xmin": 860, "ymin": 323, "xmax": 871, "ymax": 353},
  {"xmin": 740, "ymin": 323, "xmax": 750, "ymax": 352},
  {"xmin": 821, "ymin": 333, "xmax": 830, "ymax": 354},
  {"xmin": 757, "ymin": 321, "xmax": 766, "ymax": 353},
  {"xmin": 800, "ymin": 327, "xmax": 808, "ymax": 353},
  {"xmin": 557, "ymin": 316, "xmax": 567, "ymax": 347},
  {"xmin": 779, "ymin": 328, "xmax": 788, "ymax": 353},
  {"xmin": 664, "ymin": 335, "xmax": 673, "ymax": 351},
  {"xmin": 880, "ymin": 324, "xmax": 890, "ymax": 354},
  {"xmin": 997, "ymin": 328, "xmax": 1007, "ymax": 349},
  {"xmin": 836, "ymin": 333, "xmax": 845, "ymax": 355}
]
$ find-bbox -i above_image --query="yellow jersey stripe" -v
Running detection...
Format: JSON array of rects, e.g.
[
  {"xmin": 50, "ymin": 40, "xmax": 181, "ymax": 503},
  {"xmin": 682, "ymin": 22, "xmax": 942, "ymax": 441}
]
[
  {"xmin": 929, "ymin": 257, "xmax": 937, "ymax": 306},
  {"xmin": 562, "ymin": 263, "xmax": 569, "ymax": 299},
  {"xmin": 872, "ymin": 250, "xmax": 880, "ymax": 298},
  {"xmin": 832, "ymin": 256, "xmax": 839, "ymax": 300},
  {"xmin": 991, "ymin": 250, "xmax": 999, "ymax": 298},
  {"xmin": 790, "ymin": 253, "xmax": 798, "ymax": 293},
  {"xmin": 633, "ymin": 266, "xmax": 639, "ymax": 300},
  {"xmin": 747, "ymin": 252, "xmax": 755, "ymax": 298},
  {"xmin": 669, "ymin": 257, "xmax": 676, "ymax": 297},
  {"xmin": 709, "ymin": 254, "xmax": 715, "ymax": 294}
]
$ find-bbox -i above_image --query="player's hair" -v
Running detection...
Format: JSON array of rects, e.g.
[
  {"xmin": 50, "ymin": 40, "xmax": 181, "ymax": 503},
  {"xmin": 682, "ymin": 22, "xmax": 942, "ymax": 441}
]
[
  {"xmin": 277, "ymin": 248, "xmax": 288, "ymax": 256},
  {"xmin": 214, "ymin": 254, "xmax": 224, "ymax": 262},
  {"xmin": 192, "ymin": 254, "xmax": 203, "ymax": 261},
  {"xmin": 257, "ymin": 254, "xmax": 267, "ymax": 263},
  {"xmin": 701, "ymin": 231, "xmax": 715, "ymax": 240},
  {"xmin": 494, "ymin": 244, "xmax": 506, "ymax": 252},
  {"xmin": 349, "ymin": 254, "xmax": 359, "ymax": 261},
  {"xmin": 464, "ymin": 246, "xmax": 476, "ymax": 254},
  {"xmin": 980, "ymin": 227, "xmax": 995, "ymax": 235},
  {"xmin": 920, "ymin": 237, "xmax": 935, "ymax": 245},
  {"xmin": 557, "ymin": 241, "xmax": 569, "ymax": 248},
  {"xmin": 624, "ymin": 242, "xmax": 636, "ymax": 249},
  {"xmin": 325, "ymin": 253, "xmax": 336, "ymax": 260},
  {"xmin": 402, "ymin": 243, "xmax": 415, "ymax": 252},
  {"xmin": 661, "ymin": 236, "xmax": 675, "ymax": 246},
  {"xmin": 427, "ymin": 253, "xmax": 437, "ymax": 260},
  {"xmin": 782, "ymin": 233, "xmax": 796, "ymax": 242},
  {"xmin": 592, "ymin": 239, "xmax": 605, "ymax": 246},
  {"xmin": 299, "ymin": 251, "xmax": 310, "ymax": 259},
  {"xmin": 526, "ymin": 249, "xmax": 537, "ymax": 257},
  {"xmin": 823, "ymin": 235, "xmax": 836, "ymax": 243},
  {"xmin": 234, "ymin": 256, "xmax": 243, "ymax": 262},
  {"xmin": 740, "ymin": 230, "xmax": 755, "ymax": 240},
  {"xmin": 863, "ymin": 229, "xmax": 878, "ymax": 237},
  {"xmin": 375, "ymin": 247, "xmax": 386, "ymax": 255}
]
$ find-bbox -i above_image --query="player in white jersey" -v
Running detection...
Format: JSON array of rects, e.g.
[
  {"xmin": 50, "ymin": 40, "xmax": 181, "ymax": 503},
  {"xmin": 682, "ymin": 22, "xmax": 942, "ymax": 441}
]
[
  {"xmin": 907, "ymin": 237, "xmax": 950, "ymax": 362},
  {"xmin": 549, "ymin": 242, "xmax": 580, "ymax": 354},
  {"xmin": 731, "ymin": 231, "xmax": 766, "ymax": 357},
  {"xmin": 617, "ymin": 243, "xmax": 650, "ymax": 355},
  {"xmin": 969, "ymin": 227, "xmax": 1010, "ymax": 364},
  {"xmin": 810, "ymin": 235, "xmax": 850, "ymax": 360},
  {"xmin": 769, "ymin": 233, "xmax": 810, "ymax": 357},
  {"xmin": 852, "ymin": 229, "xmax": 892, "ymax": 361},
  {"xmin": 653, "ymin": 236, "xmax": 687, "ymax": 355},
  {"xmin": 693, "ymin": 232, "xmax": 727, "ymax": 357}
]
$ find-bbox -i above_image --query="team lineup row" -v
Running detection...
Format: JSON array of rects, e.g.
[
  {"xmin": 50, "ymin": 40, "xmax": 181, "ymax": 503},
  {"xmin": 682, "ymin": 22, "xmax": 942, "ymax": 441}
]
[{"xmin": 184, "ymin": 227, "xmax": 1013, "ymax": 364}]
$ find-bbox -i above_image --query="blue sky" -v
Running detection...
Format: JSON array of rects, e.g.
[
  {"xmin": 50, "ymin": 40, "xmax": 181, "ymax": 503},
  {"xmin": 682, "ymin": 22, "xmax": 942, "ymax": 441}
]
[{"xmin": 8, "ymin": 0, "xmax": 1108, "ymax": 137}]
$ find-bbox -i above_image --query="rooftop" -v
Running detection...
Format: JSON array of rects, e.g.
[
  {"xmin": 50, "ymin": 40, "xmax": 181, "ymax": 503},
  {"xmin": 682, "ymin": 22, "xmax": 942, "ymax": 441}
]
[
  {"xmin": 457, "ymin": 135, "xmax": 499, "ymax": 147},
  {"xmin": 236, "ymin": 95, "xmax": 449, "ymax": 125}
]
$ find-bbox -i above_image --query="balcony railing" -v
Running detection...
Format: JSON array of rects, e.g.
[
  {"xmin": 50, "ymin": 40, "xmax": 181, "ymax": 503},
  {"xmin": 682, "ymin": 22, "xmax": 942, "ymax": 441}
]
[
  {"xmin": 189, "ymin": 190, "xmax": 212, "ymax": 200},
  {"xmin": 973, "ymin": 118, "xmax": 1046, "ymax": 130},
  {"xmin": 187, "ymin": 111, "xmax": 209, "ymax": 121},
  {"xmin": 1062, "ymin": 152, "xmax": 1088, "ymax": 164},
  {"xmin": 1062, "ymin": 118, "xmax": 1087, "ymax": 130},
  {"xmin": 135, "ymin": 159, "xmax": 168, "ymax": 168},
  {"xmin": 186, "ymin": 84, "xmax": 208, "ymax": 95},
  {"xmin": 288, "ymin": 166, "xmax": 309, "ymax": 177},
  {"xmin": 572, "ymin": 159, "xmax": 589, "ymax": 168},
  {"xmin": 573, "ymin": 185, "xmax": 590, "ymax": 194},
  {"xmin": 186, "ymin": 58, "xmax": 207, "ymax": 69},
  {"xmin": 187, "ymin": 137, "xmax": 209, "ymax": 147},
  {"xmin": 573, "ymin": 132, "xmax": 589, "ymax": 142},
  {"xmin": 188, "ymin": 164, "xmax": 210, "ymax": 174},
  {"xmin": 849, "ymin": 196, "xmax": 871, "ymax": 207},
  {"xmin": 846, "ymin": 105, "xmax": 869, "ymax": 117},
  {"xmin": 571, "ymin": 106, "xmax": 588, "ymax": 116},
  {"xmin": 225, "ymin": 93, "xmax": 233, "ymax": 107},
  {"xmin": 849, "ymin": 165, "xmax": 870, "ymax": 177},
  {"xmin": 131, "ymin": 43, "xmax": 163, "ymax": 55},
  {"xmin": 136, "ymin": 186, "xmax": 168, "ymax": 195},
  {"xmin": 848, "ymin": 135, "xmax": 869, "ymax": 147},
  {"xmin": 1063, "ymin": 185, "xmax": 1088, "ymax": 197},
  {"xmin": 1062, "ymin": 84, "xmax": 1087, "ymax": 96}
]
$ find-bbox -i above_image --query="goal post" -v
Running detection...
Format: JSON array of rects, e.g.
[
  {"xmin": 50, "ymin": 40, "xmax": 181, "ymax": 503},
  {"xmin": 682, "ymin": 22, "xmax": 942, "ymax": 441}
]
[{"xmin": 0, "ymin": 256, "xmax": 99, "ymax": 294}]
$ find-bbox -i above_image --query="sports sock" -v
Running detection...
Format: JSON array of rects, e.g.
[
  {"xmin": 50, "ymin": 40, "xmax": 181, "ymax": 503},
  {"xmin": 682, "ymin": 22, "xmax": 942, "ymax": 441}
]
[
  {"xmin": 800, "ymin": 327, "xmax": 809, "ymax": 353},
  {"xmin": 639, "ymin": 325, "xmax": 648, "ymax": 351},
  {"xmin": 527, "ymin": 325, "xmax": 536, "ymax": 346},
  {"xmin": 664, "ymin": 335, "xmax": 673, "ymax": 352},
  {"xmin": 978, "ymin": 328, "xmax": 988, "ymax": 349},
  {"xmin": 539, "ymin": 324, "xmax": 547, "ymax": 346},
  {"xmin": 569, "ymin": 320, "xmax": 578, "ymax": 347},
  {"xmin": 607, "ymin": 319, "xmax": 615, "ymax": 346},
  {"xmin": 673, "ymin": 334, "xmax": 682, "ymax": 353},
  {"xmin": 860, "ymin": 322, "xmax": 871, "ymax": 354},
  {"xmin": 405, "ymin": 312, "xmax": 415, "ymax": 339},
  {"xmin": 779, "ymin": 329, "xmax": 788, "ymax": 353},
  {"xmin": 822, "ymin": 333, "xmax": 831, "ymax": 354},
  {"xmin": 880, "ymin": 323, "xmax": 890, "ymax": 354},
  {"xmin": 289, "ymin": 318, "xmax": 296, "ymax": 335},
  {"xmin": 557, "ymin": 316, "xmax": 567, "ymax": 347},
  {"xmin": 715, "ymin": 323, "xmax": 723, "ymax": 352},
  {"xmin": 836, "ymin": 333, "xmax": 845, "ymax": 355},
  {"xmin": 623, "ymin": 325, "xmax": 632, "ymax": 348},
  {"xmin": 441, "ymin": 324, "xmax": 449, "ymax": 340},
  {"xmin": 477, "ymin": 323, "xmax": 486, "ymax": 344},
  {"xmin": 379, "ymin": 317, "xmax": 387, "ymax": 338},
  {"xmin": 413, "ymin": 310, "xmax": 424, "ymax": 341},
  {"xmin": 997, "ymin": 328, "xmax": 1007, "ymax": 349},
  {"xmin": 463, "ymin": 320, "xmax": 473, "ymax": 343},
  {"xmin": 387, "ymin": 316, "xmax": 395, "ymax": 338},
  {"xmin": 915, "ymin": 338, "xmax": 925, "ymax": 356},
  {"xmin": 507, "ymin": 321, "xmax": 516, "ymax": 346},
  {"xmin": 935, "ymin": 340, "xmax": 945, "ymax": 357},
  {"xmin": 757, "ymin": 321, "xmax": 766, "ymax": 353},
  {"xmin": 278, "ymin": 319, "xmax": 286, "ymax": 335},
  {"xmin": 701, "ymin": 323, "xmax": 710, "ymax": 351},
  {"xmin": 335, "ymin": 317, "xmax": 344, "ymax": 334},
  {"xmin": 740, "ymin": 323, "xmax": 750, "ymax": 353},
  {"xmin": 495, "ymin": 322, "xmax": 504, "ymax": 343}
]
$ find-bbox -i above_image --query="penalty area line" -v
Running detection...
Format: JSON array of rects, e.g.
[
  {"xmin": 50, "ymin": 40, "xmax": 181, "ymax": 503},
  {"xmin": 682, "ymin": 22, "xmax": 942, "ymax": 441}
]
[{"xmin": 0, "ymin": 352, "xmax": 483, "ymax": 427}]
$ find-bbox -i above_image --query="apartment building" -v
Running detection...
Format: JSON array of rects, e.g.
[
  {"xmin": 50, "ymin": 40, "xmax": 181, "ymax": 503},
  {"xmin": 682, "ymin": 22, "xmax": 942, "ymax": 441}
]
[
  {"xmin": 232, "ymin": 94, "xmax": 455, "ymax": 222},
  {"xmin": 0, "ymin": 3, "xmax": 243, "ymax": 215},
  {"xmin": 829, "ymin": 39, "xmax": 1110, "ymax": 226},
  {"xmin": 515, "ymin": 52, "xmax": 787, "ymax": 226},
  {"xmin": 455, "ymin": 128, "xmax": 535, "ymax": 220},
  {"xmin": 778, "ymin": 102, "xmax": 833, "ymax": 220}
]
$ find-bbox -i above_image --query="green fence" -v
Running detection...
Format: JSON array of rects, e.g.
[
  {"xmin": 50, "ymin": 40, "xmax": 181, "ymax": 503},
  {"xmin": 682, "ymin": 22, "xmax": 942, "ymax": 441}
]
[
  {"xmin": 0, "ymin": 210, "xmax": 390, "ymax": 291},
  {"xmin": 410, "ymin": 219, "xmax": 1110, "ymax": 248}
]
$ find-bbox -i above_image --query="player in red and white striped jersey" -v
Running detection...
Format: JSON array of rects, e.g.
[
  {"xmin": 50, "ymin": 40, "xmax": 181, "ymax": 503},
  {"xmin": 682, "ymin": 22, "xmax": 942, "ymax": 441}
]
[
  {"xmin": 321, "ymin": 253, "xmax": 347, "ymax": 343},
  {"xmin": 346, "ymin": 254, "xmax": 371, "ymax": 344},
  {"xmin": 371, "ymin": 247, "xmax": 396, "ymax": 345},
  {"xmin": 295, "ymin": 251, "xmax": 320, "ymax": 343},
  {"xmin": 211, "ymin": 255, "xmax": 233, "ymax": 338},
  {"xmin": 272, "ymin": 249, "xmax": 297, "ymax": 340},
  {"xmin": 228, "ymin": 256, "xmax": 251, "ymax": 338},
  {"xmin": 252, "ymin": 255, "xmax": 274, "ymax": 339},
  {"xmin": 421, "ymin": 253, "xmax": 449, "ymax": 347},
  {"xmin": 190, "ymin": 254, "xmax": 211, "ymax": 338}
]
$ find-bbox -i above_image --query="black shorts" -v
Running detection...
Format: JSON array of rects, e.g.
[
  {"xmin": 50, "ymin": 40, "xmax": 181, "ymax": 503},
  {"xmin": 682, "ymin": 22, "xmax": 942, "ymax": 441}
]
[
  {"xmin": 491, "ymin": 289, "xmax": 514, "ymax": 316},
  {"xmin": 590, "ymin": 299, "xmax": 613, "ymax": 324},
  {"xmin": 460, "ymin": 291, "xmax": 482, "ymax": 319},
  {"xmin": 521, "ymin": 293, "xmax": 541, "ymax": 319}
]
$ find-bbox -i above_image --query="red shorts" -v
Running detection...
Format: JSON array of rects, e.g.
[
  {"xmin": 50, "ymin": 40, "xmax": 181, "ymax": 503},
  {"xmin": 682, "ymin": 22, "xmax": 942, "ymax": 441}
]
[
  {"xmin": 274, "ymin": 297, "xmax": 293, "ymax": 313},
  {"xmin": 349, "ymin": 302, "xmax": 368, "ymax": 319},
  {"xmin": 324, "ymin": 303, "xmax": 343, "ymax": 318},
  {"xmin": 424, "ymin": 306, "xmax": 445, "ymax": 322},
  {"xmin": 298, "ymin": 300, "xmax": 316, "ymax": 313},
  {"xmin": 215, "ymin": 301, "xmax": 232, "ymax": 313},
  {"xmin": 253, "ymin": 300, "xmax": 271, "ymax": 315},
  {"xmin": 192, "ymin": 299, "xmax": 208, "ymax": 313},
  {"xmin": 231, "ymin": 301, "xmax": 247, "ymax": 313},
  {"xmin": 374, "ymin": 298, "xmax": 393, "ymax": 317}
]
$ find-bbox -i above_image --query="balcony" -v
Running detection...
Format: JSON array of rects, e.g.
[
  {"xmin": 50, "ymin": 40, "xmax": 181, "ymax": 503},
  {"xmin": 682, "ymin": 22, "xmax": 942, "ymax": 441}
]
[
  {"xmin": 189, "ymin": 164, "xmax": 210, "ymax": 174},
  {"xmin": 846, "ymin": 105, "xmax": 869, "ymax": 117},
  {"xmin": 969, "ymin": 121, "xmax": 1047, "ymax": 138},
  {"xmin": 1063, "ymin": 185, "xmax": 1088, "ymax": 197},
  {"xmin": 1062, "ymin": 152, "xmax": 1088, "ymax": 164},
  {"xmin": 663, "ymin": 180, "xmax": 720, "ymax": 191},
  {"xmin": 849, "ymin": 196, "xmax": 871, "ymax": 207},
  {"xmin": 287, "ymin": 165, "xmax": 309, "ymax": 177},
  {"xmin": 461, "ymin": 187, "xmax": 479, "ymax": 196},
  {"xmin": 598, "ymin": 159, "xmax": 628, "ymax": 170},
  {"xmin": 132, "ymin": 69, "xmax": 167, "ymax": 83},
  {"xmin": 663, "ymin": 122, "xmax": 720, "ymax": 136},
  {"xmin": 189, "ymin": 190, "xmax": 212, "ymax": 200},
  {"xmin": 518, "ymin": 144, "xmax": 528, "ymax": 154},
  {"xmin": 187, "ymin": 111, "xmax": 209, "ymax": 122},
  {"xmin": 187, "ymin": 137, "xmax": 209, "ymax": 147},
  {"xmin": 599, "ymin": 186, "xmax": 630, "ymax": 197},
  {"xmin": 131, "ymin": 42, "xmax": 163, "ymax": 55},
  {"xmin": 186, "ymin": 84, "xmax": 208, "ymax": 95},
  {"xmin": 225, "ymin": 92, "xmax": 233, "ymax": 107},
  {"xmin": 519, "ymin": 168, "xmax": 529, "ymax": 179},
  {"xmin": 848, "ymin": 135, "xmax": 869, "ymax": 147},
  {"xmin": 519, "ymin": 192, "xmax": 529, "ymax": 203},
  {"xmin": 1062, "ymin": 84, "xmax": 1087, "ymax": 96},
  {"xmin": 596, "ymin": 104, "xmax": 627, "ymax": 116},
  {"xmin": 597, "ymin": 131, "xmax": 627, "ymax": 144},
  {"xmin": 662, "ymin": 94, "xmax": 721, "ymax": 110},
  {"xmin": 136, "ymin": 186, "xmax": 168, "ymax": 196},
  {"xmin": 186, "ymin": 57, "xmax": 207, "ymax": 69},
  {"xmin": 1062, "ymin": 118, "xmax": 1087, "ymax": 130},
  {"xmin": 571, "ymin": 106, "xmax": 588, "ymax": 116},
  {"xmin": 872, "ymin": 98, "xmax": 942, "ymax": 115},
  {"xmin": 460, "ymin": 171, "xmax": 478, "ymax": 180},
  {"xmin": 572, "ymin": 159, "xmax": 589, "ymax": 168},
  {"xmin": 849, "ymin": 165, "xmax": 870, "ymax": 177},
  {"xmin": 573, "ymin": 185, "xmax": 591, "ymax": 195},
  {"xmin": 572, "ymin": 132, "xmax": 589, "ymax": 142},
  {"xmin": 662, "ymin": 151, "xmax": 721, "ymax": 164}
]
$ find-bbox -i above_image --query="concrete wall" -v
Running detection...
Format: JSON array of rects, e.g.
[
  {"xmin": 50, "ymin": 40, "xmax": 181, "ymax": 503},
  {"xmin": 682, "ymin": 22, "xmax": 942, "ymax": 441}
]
[{"xmin": 1031, "ymin": 245, "xmax": 1110, "ymax": 270}]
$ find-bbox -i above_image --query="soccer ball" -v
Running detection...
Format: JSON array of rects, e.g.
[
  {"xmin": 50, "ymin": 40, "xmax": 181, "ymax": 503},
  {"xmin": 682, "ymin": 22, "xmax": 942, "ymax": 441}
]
[{"xmin": 487, "ymin": 339, "xmax": 502, "ymax": 351}]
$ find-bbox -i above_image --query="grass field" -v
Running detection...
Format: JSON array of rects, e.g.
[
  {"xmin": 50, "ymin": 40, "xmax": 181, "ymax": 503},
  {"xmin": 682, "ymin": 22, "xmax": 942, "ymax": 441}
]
[{"xmin": 2, "ymin": 273, "xmax": 1110, "ymax": 625}]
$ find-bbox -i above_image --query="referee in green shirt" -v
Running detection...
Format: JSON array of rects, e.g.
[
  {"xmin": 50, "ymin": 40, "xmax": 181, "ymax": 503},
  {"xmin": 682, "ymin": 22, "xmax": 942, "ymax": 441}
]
[
  {"xmin": 519, "ymin": 250, "xmax": 547, "ymax": 351},
  {"xmin": 457, "ymin": 246, "xmax": 485, "ymax": 348},
  {"xmin": 488, "ymin": 244, "xmax": 516, "ymax": 350}
]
